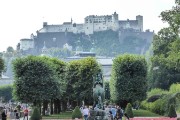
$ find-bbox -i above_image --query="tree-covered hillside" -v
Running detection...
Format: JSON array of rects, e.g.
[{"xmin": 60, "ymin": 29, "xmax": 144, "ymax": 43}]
[{"xmin": 68, "ymin": 30, "xmax": 153, "ymax": 57}]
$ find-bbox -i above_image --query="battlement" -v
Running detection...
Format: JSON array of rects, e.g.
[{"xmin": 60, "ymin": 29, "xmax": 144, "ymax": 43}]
[{"xmin": 39, "ymin": 12, "xmax": 143, "ymax": 35}]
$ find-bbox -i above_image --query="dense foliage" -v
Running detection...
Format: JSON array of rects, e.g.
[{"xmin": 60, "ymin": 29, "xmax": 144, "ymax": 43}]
[
  {"xmin": 125, "ymin": 103, "xmax": 134, "ymax": 118},
  {"xmin": 110, "ymin": 54, "xmax": 147, "ymax": 107},
  {"xmin": 0, "ymin": 85, "xmax": 13, "ymax": 102},
  {"xmin": 141, "ymin": 84, "xmax": 180, "ymax": 115},
  {"xmin": 149, "ymin": 1, "xmax": 180, "ymax": 90},
  {"xmin": 104, "ymin": 81, "xmax": 110, "ymax": 100},
  {"xmin": 12, "ymin": 56, "xmax": 60, "ymax": 105},
  {"xmin": 30, "ymin": 107, "xmax": 41, "ymax": 120},
  {"xmin": 167, "ymin": 104, "xmax": 177, "ymax": 118},
  {"xmin": 66, "ymin": 57, "xmax": 101, "ymax": 105},
  {"xmin": 64, "ymin": 30, "xmax": 151, "ymax": 57},
  {"xmin": 72, "ymin": 106, "xmax": 82, "ymax": 119}
]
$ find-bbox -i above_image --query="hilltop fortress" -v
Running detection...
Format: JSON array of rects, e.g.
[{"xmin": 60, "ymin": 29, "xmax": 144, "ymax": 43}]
[
  {"xmin": 39, "ymin": 12, "xmax": 143, "ymax": 35},
  {"xmin": 19, "ymin": 12, "xmax": 153, "ymax": 53}
]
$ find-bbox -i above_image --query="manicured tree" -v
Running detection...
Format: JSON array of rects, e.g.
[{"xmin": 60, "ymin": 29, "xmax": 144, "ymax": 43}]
[
  {"xmin": 0, "ymin": 85, "xmax": 13, "ymax": 102},
  {"xmin": 72, "ymin": 106, "xmax": 82, "ymax": 119},
  {"xmin": 48, "ymin": 57, "xmax": 66, "ymax": 114},
  {"xmin": 30, "ymin": 107, "xmax": 41, "ymax": 120},
  {"xmin": 65, "ymin": 57, "xmax": 100, "ymax": 106},
  {"xmin": 104, "ymin": 81, "xmax": 110, "ymax": 100},
  {"xmin": 167, "ymin": 104, "xmax": 177, "ymax": 118},
  {"xmin": 125, "ymin": 103, "xmax": 134, "ymax": 118},
  {"xmin": 65, "ymin": 60, "xmax": 81, "ymax": 108},
  {"xmin": 12, "ymin": 56, "xmax": 60, "ymax": 106},
  {"xmin": 78, "ymin": 57, "xmax": 101, "ymax": 105},
  {"xmin": 110, "ymin": 54, "xmax": 147, "ymax": 107},
  {"xmin": 0, "ymin": 57, "xmax": 4, "ymax": 78}
]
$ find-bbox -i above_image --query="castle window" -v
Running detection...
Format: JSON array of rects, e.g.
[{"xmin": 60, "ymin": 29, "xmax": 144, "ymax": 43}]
[
  {"xmin": 99, "ymin": 27, "xmax": 101, "ymax": 29},
  {"xmin": 87, "ymin": 27, "xmax": 88, "ymax": 29}
]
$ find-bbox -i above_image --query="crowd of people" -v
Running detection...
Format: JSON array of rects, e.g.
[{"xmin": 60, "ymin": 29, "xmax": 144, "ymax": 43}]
[
  {"xmin": 0, "ymin": 103, "xmax": 29, "ymax": 120},
  {"xmin": 80, "ymin": 105, "xmax": 129, "ymax": 120}
]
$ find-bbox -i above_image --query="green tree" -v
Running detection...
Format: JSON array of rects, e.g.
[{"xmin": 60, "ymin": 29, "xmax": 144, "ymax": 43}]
[
  {"xmin": 78, "ymin": 57, "xmax": 101, "ymax": 105},
  {"xmin": 0, "ymin": 85, "xmax": 13, "ymax": 102},
  {"xmin": 153, "ymin": 28, "xmax": 177, "ymax": 56},
  {"xmin": 167, "ymin": 104, "xmax": 177, "ymax": 118},
  {"xmin": 65, "ymin": 60, "xmax": 81, "ymax": 107},
  {"xmin": 125, "ymin": 103, "xmax": 134, "ymax": 118},
  {"xmin": 72, "ymin": 106, "xmax": 82, "ymax": 119},
  {"xmin": 6, "ymin": 46, "xmax": 14, "ymax": 53},
  {"xmin": 110, "ymin": 54, "xmax": 147, "ymax": 107},
  {"xmin": 65, "ymin": 57, "xmax": 100, "ymax": 106},
  {"xmin": 104, "ymin": 81, "xmax": 110, "ymax": 100},
  {"xmin": 47, "ymin": 57, "xmax": 66, "ymax": 114},
  {"xmin": 12, "ymin": 56, "xmax": 60, "ymax": 106},
  {"xmin": 30, "ymin": 107, "xmax": 41, "ymax": 120},
  {"xmin": 149, "ymin": 0, "xmax": 180, "ymax": 90}
]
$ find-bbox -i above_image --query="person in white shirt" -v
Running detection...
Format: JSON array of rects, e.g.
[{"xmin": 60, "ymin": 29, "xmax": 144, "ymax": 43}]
[{"xmin": 82, "ymin": 106, "xmax": 89, "ymax": 120}]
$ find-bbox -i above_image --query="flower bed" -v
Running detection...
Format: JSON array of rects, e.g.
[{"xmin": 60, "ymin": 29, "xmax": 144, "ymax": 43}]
[{"xmin": 130, "ymin": 117, "xmax": 176, "ymax": 120}]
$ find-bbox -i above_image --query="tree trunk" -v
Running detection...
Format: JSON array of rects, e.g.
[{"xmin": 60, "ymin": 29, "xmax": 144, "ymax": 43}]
[
  {"xmin": 50, "ymin": 100, "xmax": 54, "ymax": 114},
  {"xmin": 57, "ymin": 99, "xmax": 61, "ymax": 113},
  {"xmin": 54, "ymin": 99, "xmax": 58, "ymax": 114},
  {"xmin": 42, "ymin": 100, "xmax": 48, "ymax": 115}
]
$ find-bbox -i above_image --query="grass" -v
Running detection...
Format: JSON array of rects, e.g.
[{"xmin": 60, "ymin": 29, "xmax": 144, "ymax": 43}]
[
  {"xmin": 42, "ymin": 109, "xmax": 161, "ymax": 119},
  {"xmin": 42, "ymin": 111, "xmax": 72, "ymax": 119},
  {"xmin": 133, "ymin": 109, "xmax": 162, "ymax": 117}
]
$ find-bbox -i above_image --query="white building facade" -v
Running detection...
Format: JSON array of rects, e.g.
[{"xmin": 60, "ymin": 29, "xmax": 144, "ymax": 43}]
[
  {"xmin": 20, "ymin": 39, "xmax": 34, "ymax": 51},
  {"xmin": 38, "ymin": 12, "xmax": 143, "ymax": 35}
]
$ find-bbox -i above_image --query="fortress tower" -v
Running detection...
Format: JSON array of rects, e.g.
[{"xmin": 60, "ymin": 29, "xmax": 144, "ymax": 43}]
[
  {"xmin": 112, "ymin": 12, "xmax": 119, "ymax": 31},
  {"xmin": 136, "ymin": 15, "xmax": 143, "ymax": 31}
]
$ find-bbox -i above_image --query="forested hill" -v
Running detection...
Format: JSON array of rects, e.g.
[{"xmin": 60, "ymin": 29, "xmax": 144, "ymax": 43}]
[{"xmin": 68, "ymin": 30, "xmax": 154, "ymax": 57}]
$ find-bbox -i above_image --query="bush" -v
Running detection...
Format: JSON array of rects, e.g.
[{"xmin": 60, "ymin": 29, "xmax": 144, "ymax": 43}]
[
  {"xmin": 72, "ymin": 106, "xmax": 82, "ymax": 119},
  {"xmin": 167, "ymin": 104, "xmax": 177, "ymax": 118},
  {"xmin": 125, "ymin": 103, "xmax": 134, "ymax": 118},
  {"xmin": 30, "ymin": 107, "xmax": 41, "ymax": 120},
  {"xmin": 147, "ymin": 95, "xmax": 161, "ymax": 102}
]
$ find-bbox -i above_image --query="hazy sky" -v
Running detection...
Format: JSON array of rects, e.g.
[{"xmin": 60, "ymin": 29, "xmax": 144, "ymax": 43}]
[{"xmin": 0, "ymin": 0, "xmax": 175, "ymax": 52}]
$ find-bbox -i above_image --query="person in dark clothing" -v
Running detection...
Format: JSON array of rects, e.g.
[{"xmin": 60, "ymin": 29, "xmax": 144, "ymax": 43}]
[
  {"xmin": 1, "ymin": 111, "xmax": 7, "ymax": 120},
  {"xmin": 115, "ymin": 106, "xmax": 123, "ymax": 120},
  {"xmin": 108, "ymin": 111, "xmax": 113, "ymax": 120}
]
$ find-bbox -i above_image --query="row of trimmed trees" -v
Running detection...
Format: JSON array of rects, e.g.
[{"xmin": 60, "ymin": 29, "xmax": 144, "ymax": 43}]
[
  {"xmin": 11, "ymin": 54, "xmax": 148, "ymax": 111},
  {"xmin": 12, "ymin": 56, "xmax": 101, "ymax": 115}
]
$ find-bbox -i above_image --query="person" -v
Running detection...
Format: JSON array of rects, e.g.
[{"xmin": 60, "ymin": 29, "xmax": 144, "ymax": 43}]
[
  {"xmin": 108, "ymin": 111, "xmax": 113, "ymax": 120},
  {"xmin": 1, "ymin": 110, "xmax": 7, "ymax": 120},
  {"xmin": 115, "ymin": 106, "xmax": 123, "ymax": 120},
  {"xmin": 23, "ymin": 108, "xmax": 29, "ymax": 120},
  {"xmin": 124, "ymin": 113, "xmax": 129, "ymax": 120},
  {"xmin": 111, "ymin": 106, "xmax": 116, "ymax": 119},
  {"xmin": 82, "ymin": 106, "xmax": 89, "ymax": 120}
]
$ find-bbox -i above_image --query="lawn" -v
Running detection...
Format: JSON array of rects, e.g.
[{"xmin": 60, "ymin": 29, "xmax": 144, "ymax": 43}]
[
  {"xmin": 42, "ymin": 109, "xmax": 167, "ymax": 119},
  {"xmin": 42, "ymin": 111, "xmax": 72, "ymax": 119},
  {"xmin": 133, "ymin": 109, "xmax": 161, "ymax": 117}
]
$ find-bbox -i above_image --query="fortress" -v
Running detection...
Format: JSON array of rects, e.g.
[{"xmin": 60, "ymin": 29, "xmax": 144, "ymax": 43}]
[
  {"xmin": 39, "ymin": 12, "xmax": 143, "ymax": 35},
  {"xmin": 19, "ymin": 12, "xmax": 153, "ymax": 53}
]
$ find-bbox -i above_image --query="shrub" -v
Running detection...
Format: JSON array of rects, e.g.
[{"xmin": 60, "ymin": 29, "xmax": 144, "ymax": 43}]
[
  {"xmin": 72, "ymin": 106, "xmax": 82, "ymax": 119},
  {"xmin": 147, "ymin": 95, "xmax": 161, "ymax": 102},
  {"xmin": 30, "ymin": 107, "xmax": 41, "ymax": 120},
  {"xmin": 147, "ymin": 88, "xmax": 168, "ymax": 97},
  {"xmin": 125, "ymin": 103, "xmax": 134, "ymax": 118},
  {"xmin": 167, "ymin": 104, "xmax": 177, "ymax": 118}
]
